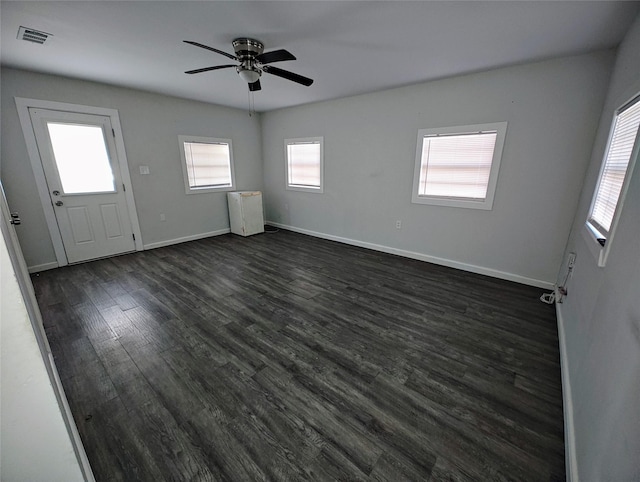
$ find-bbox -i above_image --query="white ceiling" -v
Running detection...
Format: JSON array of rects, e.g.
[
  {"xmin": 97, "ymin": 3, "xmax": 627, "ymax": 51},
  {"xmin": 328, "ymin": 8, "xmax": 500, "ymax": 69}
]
[{"xmin": 2, "ymin": 1, "xmax": 639, "ymax": 112}]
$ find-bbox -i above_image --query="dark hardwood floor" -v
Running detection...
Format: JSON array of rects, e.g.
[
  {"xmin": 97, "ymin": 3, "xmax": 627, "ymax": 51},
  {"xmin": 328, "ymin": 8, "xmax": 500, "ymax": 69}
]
[{"xmin": 32, "ymin": 230, "xmax": 565, "ymax": 481}]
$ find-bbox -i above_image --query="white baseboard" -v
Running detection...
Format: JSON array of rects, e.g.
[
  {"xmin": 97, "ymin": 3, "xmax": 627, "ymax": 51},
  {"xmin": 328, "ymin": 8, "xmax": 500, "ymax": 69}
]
[
  {"xmin": 556, "ymin": 298, "xmax": 579, "ymax": 482},
  {"xmin": 26, "ymin": 230, "xmax": 232, "ymax": 271},
  {"xmin": 27, "ymin": 261, "xmax": 59, "ymax": 273},
  {"xmin": 143, "ymin": 228, "xmax": 230, "ymax": 250},
  {"xmin": 266, "ymin": 221, "xmax": 554, "ymax": 289}
]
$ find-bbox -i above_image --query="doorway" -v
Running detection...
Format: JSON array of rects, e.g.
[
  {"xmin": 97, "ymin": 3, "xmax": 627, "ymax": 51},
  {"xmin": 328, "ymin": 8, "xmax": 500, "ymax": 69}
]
[{"xmin": 16, "ymin": 98, "xmax": 142, "ymax": 267}]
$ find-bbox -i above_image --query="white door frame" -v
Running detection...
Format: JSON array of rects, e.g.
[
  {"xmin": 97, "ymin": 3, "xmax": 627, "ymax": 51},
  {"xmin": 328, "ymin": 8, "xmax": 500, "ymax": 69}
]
[{"xmin": 15, "ymin": 97, "xmax": 143, "ymax": 266}]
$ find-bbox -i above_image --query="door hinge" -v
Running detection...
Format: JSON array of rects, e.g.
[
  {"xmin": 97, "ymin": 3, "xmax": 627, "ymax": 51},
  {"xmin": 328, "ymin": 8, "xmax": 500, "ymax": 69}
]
[
  {"xmin": 112, "ymin": 128, "xmax": 115, "ymax": 137},
  {"xmin": 132, "ymin": 233, "xmax": 136, "ymax": 241},
  {"xmin": 123, "ymin": 183, "xmax": 126, "ymax": 192}
]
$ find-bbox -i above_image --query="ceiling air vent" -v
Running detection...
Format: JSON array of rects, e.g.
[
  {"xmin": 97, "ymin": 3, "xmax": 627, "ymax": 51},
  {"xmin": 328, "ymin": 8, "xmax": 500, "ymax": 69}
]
[{"xmin": 17, "ymin": 26, "xmax": 52, "ymax": 44}]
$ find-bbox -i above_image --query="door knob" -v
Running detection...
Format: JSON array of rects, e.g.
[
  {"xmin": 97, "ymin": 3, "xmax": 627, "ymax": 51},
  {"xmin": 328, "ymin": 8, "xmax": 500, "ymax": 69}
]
[{"xmin": 55, "ymin": 201, "xmax": 64, "ymax": 206}]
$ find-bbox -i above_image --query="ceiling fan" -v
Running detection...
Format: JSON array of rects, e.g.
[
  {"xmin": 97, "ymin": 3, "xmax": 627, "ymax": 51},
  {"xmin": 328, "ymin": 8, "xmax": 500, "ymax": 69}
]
[{"xmin": 183, "ymin": 38, "xmax": 313, "ymax": 92}]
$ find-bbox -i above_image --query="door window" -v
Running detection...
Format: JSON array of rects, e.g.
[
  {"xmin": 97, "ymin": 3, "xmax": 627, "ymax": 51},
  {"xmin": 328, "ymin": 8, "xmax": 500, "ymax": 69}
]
[{"xmin": 47, "ymin": 122, "xmax": 115, "ymax": 194}]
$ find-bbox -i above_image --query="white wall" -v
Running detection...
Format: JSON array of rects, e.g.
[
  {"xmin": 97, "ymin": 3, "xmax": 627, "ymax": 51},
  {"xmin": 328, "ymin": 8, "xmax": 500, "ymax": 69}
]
[
  {"xmin": 0, "ymin": 68, "xmax": 262, "ymax": 269},
  {"xmin": 261, "ymin": 52, "xmax": 614, "ymax": 287},
  {"xmin": 0, "ymin": 230, "xmax": 85, "ymax": 482},
  {"xmin": 557, "ymin": 14, "xmax": 640, "ymax": 481}
]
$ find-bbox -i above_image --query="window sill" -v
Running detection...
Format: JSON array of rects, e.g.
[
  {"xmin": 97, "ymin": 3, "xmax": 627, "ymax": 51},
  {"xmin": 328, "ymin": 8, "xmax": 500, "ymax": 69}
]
[
  {"xmin": 582, "ymin": 223, "xmax": 607, "ymax": 267},
  {"xmin": 286, "ymin": 185, "xmax": 323, "ymax": 194},
  {"xmin": 411, "ymin": 194, "xmax": 494, "ymax": 210},
  {"xmin": 185, "ymin": 185, "xmax": 235, "ymax": 195}
]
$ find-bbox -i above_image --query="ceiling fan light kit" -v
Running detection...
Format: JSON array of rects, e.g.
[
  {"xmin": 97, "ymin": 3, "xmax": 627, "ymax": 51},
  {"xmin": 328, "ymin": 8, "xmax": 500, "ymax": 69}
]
[
  {"xmin": 184, "ymin": 37, "xmax": 313, "ymax": 92},
  {"xmin": 238, "ymin": 68, "xmax": 260, "ymax": 84}
]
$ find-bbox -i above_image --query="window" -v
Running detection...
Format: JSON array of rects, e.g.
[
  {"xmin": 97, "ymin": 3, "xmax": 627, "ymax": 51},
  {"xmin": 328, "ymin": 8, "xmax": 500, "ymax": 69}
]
[
  {"xmin": 285, "ymin": 137, "xmax": 323, "ymax": 193},
  {"xmin": 47, "ymin": 122, "xmax": 115, "ymax": 193},
  {"xmin": 178, "ymin": 135, "xmax": 235, "ymax": 194},
  {"xmin": 412, "ymin": 122, "xmax": 507, "ymax": 210},
  {"xmin": 585, "ymin": 94, "xmax": 640, "ymax": 266}
]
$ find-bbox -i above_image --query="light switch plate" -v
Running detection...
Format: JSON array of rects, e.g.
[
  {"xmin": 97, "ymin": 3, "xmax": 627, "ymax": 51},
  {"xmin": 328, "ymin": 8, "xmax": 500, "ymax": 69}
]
[{"xmin": 139, "ymin": 165, "xmax": 150, "ymax": 175}]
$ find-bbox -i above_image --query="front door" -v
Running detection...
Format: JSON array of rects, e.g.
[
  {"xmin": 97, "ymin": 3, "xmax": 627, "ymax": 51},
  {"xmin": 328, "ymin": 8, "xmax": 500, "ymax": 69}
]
[{"xmin": 29, "ymin": 108, "xmax": 136, "ymax": 263}]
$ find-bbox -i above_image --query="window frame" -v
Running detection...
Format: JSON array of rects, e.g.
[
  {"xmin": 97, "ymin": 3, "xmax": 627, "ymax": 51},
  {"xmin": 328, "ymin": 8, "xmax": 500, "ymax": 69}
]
[
  {"xmin": 583, "ymin": 93, "xmax": 640, "ymax": 267},
  {"xmin": 178, "ymin": 135, "xmax": 236, "ymax": 195},
  {"xmin": 284, "ymin": 136, "xmax": 324, "ymax": 193},
  {"xmin": 411, "ymin": 122, "xmax": 507, "ymax": 210}
]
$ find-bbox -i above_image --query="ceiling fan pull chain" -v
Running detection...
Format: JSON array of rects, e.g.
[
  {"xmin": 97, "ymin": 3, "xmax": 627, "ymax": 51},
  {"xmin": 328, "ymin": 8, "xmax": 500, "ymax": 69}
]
[{"xmin": 247, "ymin": 90, "xmax": 255, "ymax": 117}]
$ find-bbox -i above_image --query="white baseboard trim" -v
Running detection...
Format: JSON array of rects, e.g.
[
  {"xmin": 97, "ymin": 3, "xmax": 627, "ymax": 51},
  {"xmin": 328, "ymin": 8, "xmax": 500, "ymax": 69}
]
[
  {"xmin": 556, "ymin": 298, "xmax": 579, "ymax": 482},
  {"xmin": 27, "ymin": 261, "xmax": 59, "ymax": 273},
  {"xmin": 266, "ymin": 221, "xmax": 554, "ymax": 289},
  {"xmin": 26, "ymin": 231, "xmax": 232, "ymax": 271},
  {"xmin": 143, "ymin": 228, "xmax": 231, "ymax": 251}
]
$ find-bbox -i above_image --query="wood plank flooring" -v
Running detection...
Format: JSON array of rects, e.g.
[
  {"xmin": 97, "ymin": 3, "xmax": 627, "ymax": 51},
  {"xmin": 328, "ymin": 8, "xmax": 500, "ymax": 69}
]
[{"xmin": 31, "ymin": 230, "xmax": 565, "ymax": 481}]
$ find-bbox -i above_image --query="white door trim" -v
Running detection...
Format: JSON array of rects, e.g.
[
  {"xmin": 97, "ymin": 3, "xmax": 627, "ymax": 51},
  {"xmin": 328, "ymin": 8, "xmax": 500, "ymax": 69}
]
[{"xmin": 15, "ymin": 97, "xmax": 143, "ymax": 266}]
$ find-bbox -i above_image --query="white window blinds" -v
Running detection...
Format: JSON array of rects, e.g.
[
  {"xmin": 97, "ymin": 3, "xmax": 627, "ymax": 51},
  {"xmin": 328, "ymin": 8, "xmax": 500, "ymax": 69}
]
[
  {"xmin": 589, "ymin": 96, "xmax": 640, "ymax": 236},
  {"xmin": 287, "ymin": 141, "xmax": 321, "ymax": 188},
  {"xmin": 418, "ymin": 131, "xmax": 498, "ymax": 200},
  {"xmin": 183, "ymin": 141, "xmax": 232, "ymax": 188}
]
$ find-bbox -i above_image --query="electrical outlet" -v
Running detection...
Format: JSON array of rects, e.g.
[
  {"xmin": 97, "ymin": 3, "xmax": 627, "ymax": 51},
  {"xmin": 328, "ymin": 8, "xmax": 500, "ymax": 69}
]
[
  {"xmin": 160, "ymin": 213, "xmax": 166, "ymax": 222},
  {"xmin": 568, "ymin": 252, "xmax": 576, "ymax": 268},
  {"xmin": 396, "ymin": 220, "xmax": 402, "ymax": 229}
]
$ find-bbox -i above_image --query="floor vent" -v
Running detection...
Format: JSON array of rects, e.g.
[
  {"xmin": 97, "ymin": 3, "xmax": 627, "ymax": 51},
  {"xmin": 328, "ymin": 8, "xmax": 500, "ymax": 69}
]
[{"xmin": 17, "ymin": 26, "xmax": 51, "ymax": 44}]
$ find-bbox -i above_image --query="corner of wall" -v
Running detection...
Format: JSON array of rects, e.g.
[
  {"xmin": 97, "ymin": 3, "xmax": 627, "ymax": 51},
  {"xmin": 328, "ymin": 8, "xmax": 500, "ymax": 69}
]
[{"xmin": 555, "ymin": 296, "xmax": 579, "ymax": 482}]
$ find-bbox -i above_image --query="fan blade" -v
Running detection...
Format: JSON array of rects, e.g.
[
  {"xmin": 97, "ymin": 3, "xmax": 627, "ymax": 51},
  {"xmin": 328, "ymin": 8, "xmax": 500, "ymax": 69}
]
[
  {"xmin": 256, "ymin": 49, "xmax": 296, "ymax": 64},
  {"xmin": 248, "ymin": 80, "xmax": 262, "ymax": 92},
  {"xmin": 263, "ymin": 65, "xmax": 313, "ymax": 86},
  {"xmin": 183, "ymin": 40, "xmax": 237, "ymax": 61},
  {"xmin": 185, "ymin": 64, "xmax": 236, "ymax": 75}
]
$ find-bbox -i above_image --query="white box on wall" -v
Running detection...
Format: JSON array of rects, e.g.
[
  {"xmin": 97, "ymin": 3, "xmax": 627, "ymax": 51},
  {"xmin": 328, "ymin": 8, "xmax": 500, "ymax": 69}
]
[{"xmin": 227, "ymin": 191, "xmax": 265, "ymax": 237}]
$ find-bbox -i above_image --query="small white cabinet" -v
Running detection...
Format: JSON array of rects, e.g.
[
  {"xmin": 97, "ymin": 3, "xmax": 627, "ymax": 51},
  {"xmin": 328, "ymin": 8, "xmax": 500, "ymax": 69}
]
[{"xmin": 227, "ymin": 191, "xmax": 265, "ymax": 237}]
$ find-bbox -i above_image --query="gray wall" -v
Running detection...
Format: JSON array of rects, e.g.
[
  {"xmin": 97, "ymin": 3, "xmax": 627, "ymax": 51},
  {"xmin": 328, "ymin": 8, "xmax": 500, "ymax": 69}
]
[
  {"xmin": 261, "ymin": 52, "xmax": 614, "ymax": 287},
  {"xmin": 558, "ymin": 15, "xmax": 640, "ymax": 481},
  {"xmin": 1, "ymin": 68, "xmax": 262, "ymax": 268}
]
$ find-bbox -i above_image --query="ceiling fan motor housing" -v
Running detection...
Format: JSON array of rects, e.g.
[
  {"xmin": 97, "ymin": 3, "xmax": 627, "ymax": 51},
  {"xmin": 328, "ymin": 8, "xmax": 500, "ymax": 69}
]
[{"xmin": 232, "ymin": 38, "xmax": 264, "ymax": 60}]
